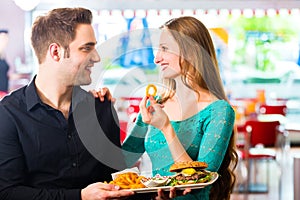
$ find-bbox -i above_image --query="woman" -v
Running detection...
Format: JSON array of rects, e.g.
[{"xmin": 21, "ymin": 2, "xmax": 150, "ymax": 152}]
[{"xmin": 122, "ymin": 16, "xmax": 238, "ymax": 200}]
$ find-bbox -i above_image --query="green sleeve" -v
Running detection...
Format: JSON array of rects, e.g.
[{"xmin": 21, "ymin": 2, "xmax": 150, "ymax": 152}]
[
  {"xmin": 122, "ymin": 113, "xmax": 148, "ymax": 167},
  {"xmin": 197, "ymin": 102, "xmax": 235, "ymax": 171},
  {"xmin": 173, "ymin": 102, "xmax": 234, "ymax": 200}
]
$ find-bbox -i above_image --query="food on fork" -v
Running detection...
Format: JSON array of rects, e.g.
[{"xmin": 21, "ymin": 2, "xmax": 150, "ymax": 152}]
[{"xmin": 146, "ymin": 84, "xmax": 157, "ymax": 97}]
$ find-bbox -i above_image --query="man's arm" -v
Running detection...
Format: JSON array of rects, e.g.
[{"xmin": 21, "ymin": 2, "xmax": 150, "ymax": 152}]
[{"xmin": 0, "ymin": 105, "xmax": 82, "ymax": 200}]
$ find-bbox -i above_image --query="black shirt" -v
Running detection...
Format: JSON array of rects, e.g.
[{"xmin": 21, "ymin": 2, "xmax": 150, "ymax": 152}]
[{"xmin": 0, "ymin": 78, "xmax": 126, "ymax": 200}]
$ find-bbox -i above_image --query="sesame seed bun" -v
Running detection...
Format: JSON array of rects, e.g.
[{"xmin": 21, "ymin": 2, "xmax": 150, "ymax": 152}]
[{"xmin": 169, "ymin": 161, "xmax": 208, "ymax": 172}]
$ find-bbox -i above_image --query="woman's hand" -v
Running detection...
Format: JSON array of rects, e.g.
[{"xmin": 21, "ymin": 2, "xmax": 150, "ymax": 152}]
[
  {"xmin": 155, "ymin": 187, "xmax": 191, "ymax": 200},
  {"xmin": 139, "ymin": 95, "xmax": 169, "ymax": 131},
  {"xmin": 140, "ymin": 96, "xmax": 192, "ymax": 162},
  {"xmin": 90, "ymin": 87, "xmax": 116, "ymax": 103},
  {"xmin": 81, "ymin": 182, "xmax": 134, "ymax": 200}
]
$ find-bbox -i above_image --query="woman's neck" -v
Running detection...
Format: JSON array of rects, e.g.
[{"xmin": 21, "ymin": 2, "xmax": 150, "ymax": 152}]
[
  {"xmin": 173, "ymin": 77, "xmax": 213, "ymax": 102},
  {"xmin": 163, "ymin": 77, "xmax": 219, "ymax": 121}
]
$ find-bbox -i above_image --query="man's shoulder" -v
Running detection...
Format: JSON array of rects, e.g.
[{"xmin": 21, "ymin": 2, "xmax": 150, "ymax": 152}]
[
  {"xmin": 0, "ymin": 86, "xmax": 26, "ymax": 105},
  {"xmin": 73, "ymin": 87, "xmax": 113, "ymax": 113},
  {"xmin": 0, "ymin": 86, "xmax": 27, "ymax": 119}
]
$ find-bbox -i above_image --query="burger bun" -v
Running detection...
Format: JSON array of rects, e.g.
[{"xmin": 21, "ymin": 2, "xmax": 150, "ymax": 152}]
[{"xmin": 169, "ymin": 161, "xmax": 208, "ymax": 172}]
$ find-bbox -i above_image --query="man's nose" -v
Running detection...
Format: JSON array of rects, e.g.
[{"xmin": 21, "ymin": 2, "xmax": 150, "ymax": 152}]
[{"xmin": 91, "ymin": 49, "xmax": 101, "ymax": 63}]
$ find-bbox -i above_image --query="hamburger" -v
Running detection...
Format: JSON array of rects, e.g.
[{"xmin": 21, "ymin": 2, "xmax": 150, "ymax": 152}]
[{"xmin": 168, "ymin": 161, "xmax": 212, "ymax": 186}]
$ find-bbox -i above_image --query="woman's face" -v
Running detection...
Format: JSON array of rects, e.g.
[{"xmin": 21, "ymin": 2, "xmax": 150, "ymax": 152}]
[{"xmin": 155, "ymin": 29, "xmax": 181, "ymax": 79}]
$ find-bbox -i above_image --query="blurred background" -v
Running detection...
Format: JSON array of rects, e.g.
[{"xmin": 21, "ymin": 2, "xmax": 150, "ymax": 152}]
[
  {"xmin": 1, "ymin": 0, "xmax": 300, "ymax": 97},
  {"xmin": 2, "ymin": 0, "xmax": 300, "ymax": 131},
  {"xmin": 1, "ymin": 1, "xmax": 300, "ymax": 199}
]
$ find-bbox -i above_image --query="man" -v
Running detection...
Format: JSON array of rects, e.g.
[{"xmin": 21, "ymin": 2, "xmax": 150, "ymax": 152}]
[{"xmin": 0, "ymin": 7, "xmax": 134, "ymax": 200}]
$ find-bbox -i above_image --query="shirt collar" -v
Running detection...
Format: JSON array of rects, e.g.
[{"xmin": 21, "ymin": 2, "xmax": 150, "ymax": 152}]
[
  {"xmin": 25, "ymin": 76, "xmax": 43, "ymax": 111},
  {"xmin": 25, "ymin": 76, "xmax": 90, "ymax": 112}
]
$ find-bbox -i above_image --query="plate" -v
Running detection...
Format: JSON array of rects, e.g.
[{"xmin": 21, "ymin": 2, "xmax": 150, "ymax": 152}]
[
  {"xmin": 131, "ymin": 172, "xmax": 218, "ymax": 193},
  {"xmin": 140, "ymin": 174, "xmax": 171, "ymax": 187}
]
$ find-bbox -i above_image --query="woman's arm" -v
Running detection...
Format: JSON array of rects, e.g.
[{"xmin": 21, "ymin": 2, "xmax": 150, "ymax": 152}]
[
  {"xmin": 160, "ymin": 123, "xmax": 193, "ymax": 162},
  {"xmin": 122, "ymin": 113, "xmax": 148, "ymax": 167},
  {"xmin": 139, "ymin": 96, "xmax": 193, "ymax": 162},
  {"xmin": 197, "ymin": 102, "xmax": 235, "ymax": 171}
]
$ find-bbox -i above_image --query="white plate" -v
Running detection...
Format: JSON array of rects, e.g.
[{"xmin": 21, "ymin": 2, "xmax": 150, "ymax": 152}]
[
  {"xmin": 140, "ymin": 174, "xmax": 171, "ymax": 187},
  {"xmin": 131, "ymin": 172, "xmax": 218, "ymax": 193}
]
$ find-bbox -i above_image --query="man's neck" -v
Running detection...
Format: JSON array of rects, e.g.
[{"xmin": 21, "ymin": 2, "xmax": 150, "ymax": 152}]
[{"xmin": 35, "ymin": 74, "xmax": 73, "ymax": 119}]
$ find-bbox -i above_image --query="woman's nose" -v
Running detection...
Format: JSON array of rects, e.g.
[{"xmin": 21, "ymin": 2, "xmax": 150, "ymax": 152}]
[{"xmin": 154, "ymin": 52, "xmax": 162, "ymax": 64}]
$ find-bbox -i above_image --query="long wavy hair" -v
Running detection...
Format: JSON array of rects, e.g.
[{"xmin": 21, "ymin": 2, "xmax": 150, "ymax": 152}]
[{"xmin": 160, "ymin": 16, "xmax": 238, "ymax": 200}]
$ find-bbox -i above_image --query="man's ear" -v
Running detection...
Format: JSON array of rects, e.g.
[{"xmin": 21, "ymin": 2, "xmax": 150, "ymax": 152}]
[{"xmin": 49, "ymin": 43, "xmax": 61, "ymax": 61}]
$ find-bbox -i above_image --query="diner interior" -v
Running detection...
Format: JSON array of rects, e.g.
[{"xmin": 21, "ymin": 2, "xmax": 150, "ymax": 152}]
[{"xmin": 1, "ymin": 0, "xmax": 300, "ymax": 199}]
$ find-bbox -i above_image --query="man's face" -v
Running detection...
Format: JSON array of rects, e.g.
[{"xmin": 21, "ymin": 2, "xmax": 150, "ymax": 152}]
[{"xmin": 62, "ymin": 24, "xmax": 100, "ymax": 86}]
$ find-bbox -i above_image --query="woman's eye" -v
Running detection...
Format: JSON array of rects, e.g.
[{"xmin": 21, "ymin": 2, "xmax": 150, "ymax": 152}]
[{"xmin": 161, "ymin": 46, "xmax": 168, "ymax": 51}]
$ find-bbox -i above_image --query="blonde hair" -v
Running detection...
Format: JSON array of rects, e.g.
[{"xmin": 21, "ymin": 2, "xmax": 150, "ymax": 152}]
[{"xmin": 159, "ymin": 16, "xmax": 238, "ymax": 200}]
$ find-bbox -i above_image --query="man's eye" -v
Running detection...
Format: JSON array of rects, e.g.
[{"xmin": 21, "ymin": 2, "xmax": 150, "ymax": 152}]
[{"xmin": 81, "ymin": 46, "xmax": 92, "ymax": 51}]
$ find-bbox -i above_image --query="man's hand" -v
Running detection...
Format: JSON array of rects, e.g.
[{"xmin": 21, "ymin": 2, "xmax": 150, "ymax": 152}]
[
  {"xmin": 90, "ymin": 87, "xmax": 116, "ymax": 103},
  {"xmin": 81, "ymin": 182, "xmax": 134, "ymax": 200}
]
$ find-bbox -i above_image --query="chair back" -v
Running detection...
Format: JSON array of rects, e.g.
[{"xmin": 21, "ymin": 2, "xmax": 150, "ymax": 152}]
[
  {"xmin": 0, "ymin": 91, "xmax": 7, "ymax": 99},
  {"xmin": 244, "ymin": 120, "xmax": 280, "ymax": 147},
  {"xmin": 258, "ymin": 104, "xmax": 287, "ymax": 116}
]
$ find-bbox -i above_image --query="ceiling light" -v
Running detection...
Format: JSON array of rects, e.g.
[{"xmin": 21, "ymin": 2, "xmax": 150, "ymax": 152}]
[{"xmin": 13, "ymin": 0, "xmax": 40, "ymax": 11}]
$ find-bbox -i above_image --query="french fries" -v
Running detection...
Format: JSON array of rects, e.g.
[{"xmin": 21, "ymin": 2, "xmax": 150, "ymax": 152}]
[{"xmin": 108, "ymin": 172, "xmax": 146, "ymax": 189}]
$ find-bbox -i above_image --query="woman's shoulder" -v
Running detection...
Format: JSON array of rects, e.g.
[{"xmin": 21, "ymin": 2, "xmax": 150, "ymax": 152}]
[
  {"xmin": 201, "ymin": 99, "xmax": 234, "ymax": 119},
  {"xmin": 209, "ymin": 99, "xmax": 235, "ymax": 119},
  {"xmin": 204, "ymin": 99, "xmax": 233, "ymax": 111}
]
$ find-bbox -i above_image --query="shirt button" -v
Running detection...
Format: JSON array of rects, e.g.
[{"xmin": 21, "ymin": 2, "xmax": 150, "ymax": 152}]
[
  {"xmin": 72, "ymin": 162, "xmax": 77, "ymax": 167},
  {"xmin": 68, "ymin": 135, "xmax": 72, "ymax": 139}
]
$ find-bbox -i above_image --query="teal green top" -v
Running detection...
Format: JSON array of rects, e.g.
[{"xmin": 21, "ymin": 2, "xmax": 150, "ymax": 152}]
[{"xmin": 122, "ymin": 99, "xmax": 235, "ymax": 199}]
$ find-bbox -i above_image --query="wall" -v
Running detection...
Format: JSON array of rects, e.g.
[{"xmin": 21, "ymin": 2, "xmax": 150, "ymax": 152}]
[
  {"xmin": 0, "ymin": 1, "xmax": 25, "ymax": 72},
  {"xmin": 36, "ymin": 0, "xmax": 300, "ymax": 10}
]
